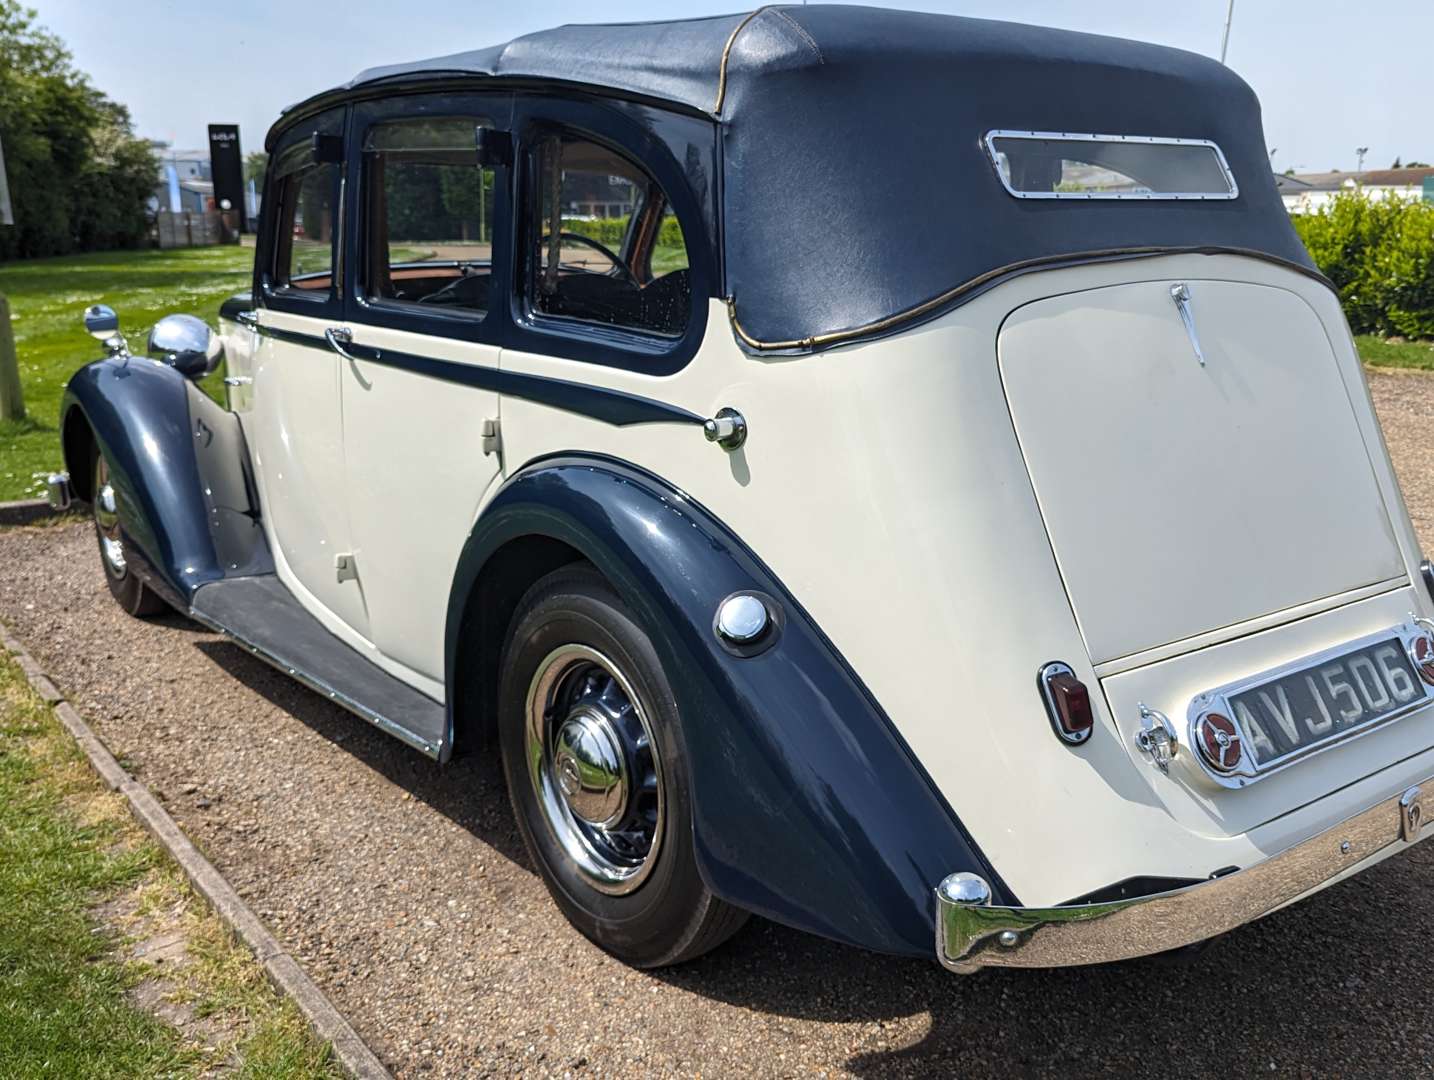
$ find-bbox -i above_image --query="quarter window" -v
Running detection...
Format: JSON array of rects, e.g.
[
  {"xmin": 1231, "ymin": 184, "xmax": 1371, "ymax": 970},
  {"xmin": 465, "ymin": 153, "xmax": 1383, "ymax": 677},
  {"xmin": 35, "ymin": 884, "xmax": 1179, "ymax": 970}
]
[
  {"xmin": 362, "ymin": 118, "xmax": 498, "ymax": 315},
  {"xmin": 272, "ymin": 144, "xmax": 339, "ymax": 292},
  {"xmin": 528, "ymin": 134, "xmax": 691, "ymax": 339}
]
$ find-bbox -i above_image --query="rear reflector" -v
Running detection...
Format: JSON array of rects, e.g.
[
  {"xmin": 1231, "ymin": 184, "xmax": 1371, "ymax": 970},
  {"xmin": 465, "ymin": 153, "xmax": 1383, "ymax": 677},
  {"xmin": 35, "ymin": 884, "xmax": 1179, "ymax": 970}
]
[
  {"xmin": 1412, "ymin": 634, "xmax": 1434, "ymax": 686},
  {"xmin": 1038, "ymin": 661, "xmax": 1094, "ymax": 745}
]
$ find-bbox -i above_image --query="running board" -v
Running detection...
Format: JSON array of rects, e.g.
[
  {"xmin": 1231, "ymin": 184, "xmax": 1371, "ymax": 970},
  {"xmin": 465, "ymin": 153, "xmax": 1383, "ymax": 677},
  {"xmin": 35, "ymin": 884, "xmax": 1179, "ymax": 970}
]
[{"xmin": 189, "ymin": 575, "xmax": 446, "ymax": 758}]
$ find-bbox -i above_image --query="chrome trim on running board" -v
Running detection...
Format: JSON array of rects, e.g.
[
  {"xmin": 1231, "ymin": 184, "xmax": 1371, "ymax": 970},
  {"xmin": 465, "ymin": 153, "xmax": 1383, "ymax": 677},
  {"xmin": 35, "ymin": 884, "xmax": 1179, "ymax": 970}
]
[
  {"xmin": 186, "ymin": 607, "xmax": 443, "ymax": 759},
  {"xmin": 937, "ymin": 777, "xmax": 1434, "ymax": 973}
]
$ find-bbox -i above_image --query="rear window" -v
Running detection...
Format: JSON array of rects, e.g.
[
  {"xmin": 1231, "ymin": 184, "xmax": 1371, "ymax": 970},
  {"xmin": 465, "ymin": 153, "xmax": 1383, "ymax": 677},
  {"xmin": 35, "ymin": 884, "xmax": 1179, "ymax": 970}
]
[
  {"xmin": 985, "ymin": 132, "xmax": 1238, "ymax": 200},
  {"xmin": 526, "ymin": 133, "xmax": 691, "ymax": 340}
]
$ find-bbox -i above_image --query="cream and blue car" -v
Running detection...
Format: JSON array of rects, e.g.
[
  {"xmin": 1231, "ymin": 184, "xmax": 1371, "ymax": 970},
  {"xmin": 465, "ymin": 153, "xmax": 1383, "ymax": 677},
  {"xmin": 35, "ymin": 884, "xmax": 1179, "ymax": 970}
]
[{"xmin": 50, "ymin": 7, "xmax": 1434, "ymax": 972}]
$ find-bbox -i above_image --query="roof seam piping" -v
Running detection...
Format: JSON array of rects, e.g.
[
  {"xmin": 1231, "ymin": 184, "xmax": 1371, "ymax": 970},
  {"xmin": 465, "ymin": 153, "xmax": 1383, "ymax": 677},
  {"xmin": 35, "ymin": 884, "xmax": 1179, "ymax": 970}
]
[
  {"xmin": 725, "ymin": 246, "xmax": 1332, "ymax": 353},
  {"xmin": 713, "ymin": 6, "xmax": 770, "ymax": 116}
]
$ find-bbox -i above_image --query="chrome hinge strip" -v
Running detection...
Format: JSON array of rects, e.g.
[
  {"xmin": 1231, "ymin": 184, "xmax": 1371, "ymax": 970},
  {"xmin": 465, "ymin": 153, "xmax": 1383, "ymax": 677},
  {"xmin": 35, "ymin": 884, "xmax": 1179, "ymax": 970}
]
[{"xmin": 1170, "ymin": 283, "xmax": 1206, "ymax": 367}]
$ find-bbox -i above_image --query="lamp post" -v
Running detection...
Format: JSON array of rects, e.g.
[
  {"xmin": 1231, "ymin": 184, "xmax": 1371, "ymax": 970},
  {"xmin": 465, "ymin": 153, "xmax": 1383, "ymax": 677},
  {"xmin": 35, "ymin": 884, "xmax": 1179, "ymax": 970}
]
[
  {"xmin": 0, "ymin": 132, "xmax": 24, "ymax": 424},
  {"xmin": 1219, "ymin": 0, "xmax": 1236, "ymax": 64}
]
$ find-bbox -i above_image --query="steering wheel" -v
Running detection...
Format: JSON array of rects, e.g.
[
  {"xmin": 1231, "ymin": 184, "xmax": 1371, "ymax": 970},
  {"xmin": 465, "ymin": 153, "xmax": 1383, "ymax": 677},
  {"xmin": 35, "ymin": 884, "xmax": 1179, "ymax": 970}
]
[{"xmin": 546, "ymin": 231, "xmax": 639, "ymax": 287}]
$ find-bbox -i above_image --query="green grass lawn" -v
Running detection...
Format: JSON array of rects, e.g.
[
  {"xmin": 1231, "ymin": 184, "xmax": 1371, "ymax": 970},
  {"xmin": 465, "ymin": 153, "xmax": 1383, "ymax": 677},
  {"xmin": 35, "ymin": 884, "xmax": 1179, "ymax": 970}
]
[
  {"xmin": 0, "ymin": 245, "xmax": 253, "ymax": 501},
  {"xmin": 1354, "ymin": 334, "xmax": 1434, "ymax": 372},
  {"xmin": 0, "ymin": 651, "xmax": 338, "ymax": 1077}
]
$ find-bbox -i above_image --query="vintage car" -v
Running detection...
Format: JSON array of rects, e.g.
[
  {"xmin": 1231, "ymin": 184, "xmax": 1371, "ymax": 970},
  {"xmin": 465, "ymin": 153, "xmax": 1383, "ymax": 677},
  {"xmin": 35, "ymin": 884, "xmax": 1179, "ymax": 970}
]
[{"xmin": 47, "ymin": 7, "xmax": 1434, "ymax": 973}]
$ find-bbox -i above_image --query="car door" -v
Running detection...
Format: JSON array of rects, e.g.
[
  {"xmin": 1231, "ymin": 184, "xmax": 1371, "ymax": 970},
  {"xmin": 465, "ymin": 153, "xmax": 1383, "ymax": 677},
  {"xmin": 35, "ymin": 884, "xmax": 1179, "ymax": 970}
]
[
  {"xmin": 247, "ymin": 106, "xmax": 372, "ymax": 639},
  {"xmin": 335, "ymin": 96, "xmax": 510, "ymax": 686}
]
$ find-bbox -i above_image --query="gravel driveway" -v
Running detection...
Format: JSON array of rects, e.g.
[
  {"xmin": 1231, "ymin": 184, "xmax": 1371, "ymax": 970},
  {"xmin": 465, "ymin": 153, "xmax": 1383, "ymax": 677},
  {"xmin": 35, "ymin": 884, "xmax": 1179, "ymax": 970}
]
[{"xmin": 6, "ymin": 370, "xmax": 1434, "ymax": 1077}]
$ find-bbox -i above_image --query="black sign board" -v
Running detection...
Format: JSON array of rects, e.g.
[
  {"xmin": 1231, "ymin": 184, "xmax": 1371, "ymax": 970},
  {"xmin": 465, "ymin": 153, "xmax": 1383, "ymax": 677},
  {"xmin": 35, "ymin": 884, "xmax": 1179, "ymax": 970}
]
[{"xmin": 207, "ymin": 124, "xmax": 246, "ymax": 232}]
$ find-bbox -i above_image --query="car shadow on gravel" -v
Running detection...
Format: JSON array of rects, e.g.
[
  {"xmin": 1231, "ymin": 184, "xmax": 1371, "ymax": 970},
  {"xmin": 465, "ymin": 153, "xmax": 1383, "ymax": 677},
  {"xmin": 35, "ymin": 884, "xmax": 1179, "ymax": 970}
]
[
  {"xmin": 192, "ymin": 636, "xmax": 1434, "ymax": 1077},
  {"xmin": 656, "ymin": 850, "xmax": 1431, "ymax": 1076},
  {"xmin": 191, "ymin": 638, "xmax": 532, "ymax": 871}
]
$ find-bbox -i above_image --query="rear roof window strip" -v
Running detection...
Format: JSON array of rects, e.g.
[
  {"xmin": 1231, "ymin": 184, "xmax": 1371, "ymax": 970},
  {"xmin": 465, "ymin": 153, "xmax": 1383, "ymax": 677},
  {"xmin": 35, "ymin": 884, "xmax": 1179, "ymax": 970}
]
[{"xmin": 984, "ymin": 131, "xmax": 1239, "ymax": 201}]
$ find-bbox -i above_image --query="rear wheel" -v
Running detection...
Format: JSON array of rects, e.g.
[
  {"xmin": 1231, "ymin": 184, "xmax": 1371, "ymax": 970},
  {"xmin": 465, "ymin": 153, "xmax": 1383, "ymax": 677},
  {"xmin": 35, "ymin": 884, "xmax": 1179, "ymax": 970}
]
[
  {"xmin": 92, "ymin": 450, "xmax": 166, "ymax": 617},
  {"xmin": 497, "ymin": 564, "xmax": 748, "ymax": 967}
]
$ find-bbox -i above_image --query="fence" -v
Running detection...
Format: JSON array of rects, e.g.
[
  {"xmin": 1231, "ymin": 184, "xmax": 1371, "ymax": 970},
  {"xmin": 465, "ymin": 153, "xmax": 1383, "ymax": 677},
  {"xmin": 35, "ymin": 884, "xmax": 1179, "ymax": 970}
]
[{"xmin": 156, "ymin": 210, "xmax": 231, "ymax": 249}]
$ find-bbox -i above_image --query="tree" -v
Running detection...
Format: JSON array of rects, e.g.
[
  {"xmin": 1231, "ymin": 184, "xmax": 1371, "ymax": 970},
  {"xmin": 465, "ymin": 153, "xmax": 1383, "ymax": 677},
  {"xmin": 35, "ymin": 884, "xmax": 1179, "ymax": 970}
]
[
  {"xmin": 0, "ymin": 1, "xmax": 157, "ymax": 260},
  {"xmin": 244, "ymin": 150, "xmax": 268, "ymax": 192}
]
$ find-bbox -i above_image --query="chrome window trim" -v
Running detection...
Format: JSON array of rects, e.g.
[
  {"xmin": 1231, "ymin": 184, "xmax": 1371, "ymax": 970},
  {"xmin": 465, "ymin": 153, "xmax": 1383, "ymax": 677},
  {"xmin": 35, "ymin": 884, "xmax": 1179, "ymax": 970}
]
[
  {"xmin": 1184, "ymin": 619, "xmax": 1434, "ymax": 789},
  {"xmin": 983, "ymin": 130, "xmax": 1240, "ymax": 201}
]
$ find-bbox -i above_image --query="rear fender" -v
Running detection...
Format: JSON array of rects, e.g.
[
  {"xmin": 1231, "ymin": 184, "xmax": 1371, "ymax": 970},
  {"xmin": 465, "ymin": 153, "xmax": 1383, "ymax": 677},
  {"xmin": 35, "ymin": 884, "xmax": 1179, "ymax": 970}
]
[
  {"xmin": 445, "ymin": 455, "xmax": 1012, "ymax": 957},
  {"xmin": 60, "ymin": 356, "xmax": 270, "ymax": 608}
]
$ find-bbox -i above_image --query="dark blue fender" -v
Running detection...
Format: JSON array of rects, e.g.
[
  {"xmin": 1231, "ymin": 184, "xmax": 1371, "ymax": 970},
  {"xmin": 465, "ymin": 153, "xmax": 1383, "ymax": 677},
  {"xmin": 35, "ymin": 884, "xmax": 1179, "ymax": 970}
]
[
  {"xmin": 445, "ymin": 456, "xmax": 1013, "ymax": 957},
  {"xmin": 60, "ymin": 356, "xmax": 270, "ymax": 609}
]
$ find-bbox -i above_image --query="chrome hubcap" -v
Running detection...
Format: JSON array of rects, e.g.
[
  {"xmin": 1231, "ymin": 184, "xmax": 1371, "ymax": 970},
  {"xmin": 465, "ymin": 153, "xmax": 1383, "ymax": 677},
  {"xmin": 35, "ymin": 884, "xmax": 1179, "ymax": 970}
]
[
  {"xmin": 93, "ymin": 457, "xmax": 126, "ymax": 576},
  {"xmin": 526, "ymin": 645, "xmax": 664, "ymax": 895}
]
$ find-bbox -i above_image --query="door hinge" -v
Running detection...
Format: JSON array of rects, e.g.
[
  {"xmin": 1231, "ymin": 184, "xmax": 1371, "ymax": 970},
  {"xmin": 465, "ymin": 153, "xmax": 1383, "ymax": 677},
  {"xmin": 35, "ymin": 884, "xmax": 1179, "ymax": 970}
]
[
  {"xmin": 335, "ymin": 553, "xmax": 359, "ymax": 584},
  {"xmin": 481, "ymin": 418, "xmax": 502, "ymax": 456}
]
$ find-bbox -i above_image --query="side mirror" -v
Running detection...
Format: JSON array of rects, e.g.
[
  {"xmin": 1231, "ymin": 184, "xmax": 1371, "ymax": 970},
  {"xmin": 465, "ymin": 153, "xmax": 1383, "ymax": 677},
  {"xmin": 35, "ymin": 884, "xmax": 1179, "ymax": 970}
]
[
  {"xmin": 148, "ymin": 314, "xmax": 224, "ymax": 379},
  {"xmin": 84, "ymin": 304, "xmax": 126, "ymax": 355}
]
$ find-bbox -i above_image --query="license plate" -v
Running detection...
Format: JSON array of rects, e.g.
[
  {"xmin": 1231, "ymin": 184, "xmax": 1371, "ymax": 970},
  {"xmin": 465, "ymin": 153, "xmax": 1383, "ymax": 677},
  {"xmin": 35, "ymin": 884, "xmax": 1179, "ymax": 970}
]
[{"xmin": 1188, "ymin": 622, "xmax": 1434, "ymax": 786}]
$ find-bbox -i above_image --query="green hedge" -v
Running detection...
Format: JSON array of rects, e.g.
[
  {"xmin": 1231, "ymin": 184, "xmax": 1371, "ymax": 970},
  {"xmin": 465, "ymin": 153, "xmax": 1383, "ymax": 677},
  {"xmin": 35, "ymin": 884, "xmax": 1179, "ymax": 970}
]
[
  {"xmin": 562, "ymin": 214, "xmax": 684, "ymax": 249},
  {"xmin": 1291, "ymin": 193, "xmax": 1434, "ymax": 339}
]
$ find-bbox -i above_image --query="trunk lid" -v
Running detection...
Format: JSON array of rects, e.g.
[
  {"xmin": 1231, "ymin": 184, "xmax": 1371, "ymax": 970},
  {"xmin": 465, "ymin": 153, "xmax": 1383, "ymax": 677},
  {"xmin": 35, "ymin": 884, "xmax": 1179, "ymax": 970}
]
[{"xmin": 999, "ymin": 278, "xmax": 1404, "ymax": 664}]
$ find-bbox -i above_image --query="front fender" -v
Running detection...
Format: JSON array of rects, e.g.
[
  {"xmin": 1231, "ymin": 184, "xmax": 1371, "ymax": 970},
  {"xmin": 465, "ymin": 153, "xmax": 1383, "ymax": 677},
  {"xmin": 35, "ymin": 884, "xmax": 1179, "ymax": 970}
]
[
  {"xmin": 445, "ymin": 456, "xmax": 1012, "ymax": 957},
  {"xmin": 61, "ymin": 356, "xmax": 270, "ymax": 608}
]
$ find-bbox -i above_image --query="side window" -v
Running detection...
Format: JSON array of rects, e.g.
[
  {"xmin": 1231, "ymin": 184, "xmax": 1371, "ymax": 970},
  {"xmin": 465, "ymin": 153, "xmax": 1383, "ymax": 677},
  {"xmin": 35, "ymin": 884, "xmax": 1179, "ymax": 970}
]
[
  {"xmin": 271, "ymin": 143, "xmax": 339, "ymax": 294},
  {"xmin": 527, "ymin": 133, "xmax": 691, "ymax": 339},
  {"xmin": 362, "ymin": 118, "xmax": 497, "ymax": 315}
]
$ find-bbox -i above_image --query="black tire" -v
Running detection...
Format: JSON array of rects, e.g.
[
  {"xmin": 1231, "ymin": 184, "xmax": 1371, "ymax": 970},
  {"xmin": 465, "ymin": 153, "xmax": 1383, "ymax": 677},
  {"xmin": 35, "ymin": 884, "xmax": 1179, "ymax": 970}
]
[
  {"xmin": 497, "ymin": 563, "xmax": 748, "ymax": 967},
  {"xmin": 91, "ymin": 448, "xmax": 166, "ymax": 618}
]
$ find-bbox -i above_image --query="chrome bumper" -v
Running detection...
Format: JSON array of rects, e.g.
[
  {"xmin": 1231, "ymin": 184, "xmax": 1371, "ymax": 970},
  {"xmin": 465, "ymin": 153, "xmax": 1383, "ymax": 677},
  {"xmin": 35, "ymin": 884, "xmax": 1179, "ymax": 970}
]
[
  {"xmin": 938, "ymin": 779, "xmax": 1431, "ymax": 973},
  {"xmin": 46, "ymin": 471, "xmax": 71, "ymax": 511}
]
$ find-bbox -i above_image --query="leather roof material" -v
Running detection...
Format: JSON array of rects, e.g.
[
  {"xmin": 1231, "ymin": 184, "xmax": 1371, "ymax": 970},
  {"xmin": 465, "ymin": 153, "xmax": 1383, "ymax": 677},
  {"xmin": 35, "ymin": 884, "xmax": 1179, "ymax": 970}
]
[{"xmin": 285, "ymin": 6, "xmax": 1316, "ymax": 351}]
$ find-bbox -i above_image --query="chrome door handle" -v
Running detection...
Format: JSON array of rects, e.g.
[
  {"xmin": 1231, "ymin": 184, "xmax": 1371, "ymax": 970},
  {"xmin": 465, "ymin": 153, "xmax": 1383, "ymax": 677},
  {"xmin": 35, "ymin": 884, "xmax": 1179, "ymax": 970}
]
[
  {"xmin": 324, "ymin": 326, "xmax": 359, "ymax": 362},
  {"xmin": 223, "ymin": 376, "xmax": 252, "ymax": 387},
  {"xmin": 1170, "ymin": 283, "xmax": 1206, "ymax": 367}
]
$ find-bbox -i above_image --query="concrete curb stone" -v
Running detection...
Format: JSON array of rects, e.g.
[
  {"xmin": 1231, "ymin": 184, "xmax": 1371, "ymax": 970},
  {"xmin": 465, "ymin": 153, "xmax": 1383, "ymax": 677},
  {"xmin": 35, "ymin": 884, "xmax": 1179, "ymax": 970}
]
[
  {"xmin": 0, "ymin": 618, "xmax": 393, "ymax": 1080},
  {"xmin": 0, "ymin": 498, "xmax": 59, "ymax": 526}
]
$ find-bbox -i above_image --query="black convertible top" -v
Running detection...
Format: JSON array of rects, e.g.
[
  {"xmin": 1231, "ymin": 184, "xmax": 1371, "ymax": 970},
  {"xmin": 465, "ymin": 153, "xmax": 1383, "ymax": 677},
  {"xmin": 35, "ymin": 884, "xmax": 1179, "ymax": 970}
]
[{"xmin": 286, "ymin": 6, "xmax": 1315, "ymax": 351}]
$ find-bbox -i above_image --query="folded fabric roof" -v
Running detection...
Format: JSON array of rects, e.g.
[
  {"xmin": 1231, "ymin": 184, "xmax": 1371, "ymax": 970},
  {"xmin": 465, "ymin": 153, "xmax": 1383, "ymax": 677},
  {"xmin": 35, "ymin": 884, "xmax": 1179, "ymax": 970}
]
[{"xmin": 280, "ymin": 6, "xmax": 1315, "ymax": 352}]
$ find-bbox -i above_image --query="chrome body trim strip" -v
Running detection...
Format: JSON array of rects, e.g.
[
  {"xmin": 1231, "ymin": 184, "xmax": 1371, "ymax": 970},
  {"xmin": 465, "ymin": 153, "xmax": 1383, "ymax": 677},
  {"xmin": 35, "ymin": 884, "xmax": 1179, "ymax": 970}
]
[
  {"xmin": 1184, "ymin": 619, "xmax": 1434, "ymax": 789},
  {"xmin": 187, "ymin": 606, "xmax": 443, "ymax": 759},
  {"xmin": 983, "ymin": 130, "xmax": 1240, "ymax": 201},
  {"xmin": 938, "ymin": 774, "xmax": 1434, "ymax": 972}
]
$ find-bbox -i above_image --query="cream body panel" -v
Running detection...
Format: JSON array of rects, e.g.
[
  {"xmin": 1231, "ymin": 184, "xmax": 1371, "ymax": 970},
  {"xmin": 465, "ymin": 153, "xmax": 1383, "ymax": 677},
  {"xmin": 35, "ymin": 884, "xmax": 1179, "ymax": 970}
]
[
  {"xmin": 246, "ymin": 307, "xmax": 370, "ymax": 636},
  {"xmin": 496, "ymin": 253, "xmax": 1434, "ymax": 905},
  {"xmin": 1000, "ymin": 279, "xmax": 1403, "ymax": 663},
  {"xmin": 245, "ymin": 309, "xmax": 445, "ymax": 702},
  {"xmin": 338, "ymin": 320, "xmax": 503, "ymax": 682},
  {"xmin": 1101, "ymin": 584, "xmax": 1434, "ymax": 837},
  {"xmin": 217, "ymin": 315, "xmax": 256, "ymax": 414}
]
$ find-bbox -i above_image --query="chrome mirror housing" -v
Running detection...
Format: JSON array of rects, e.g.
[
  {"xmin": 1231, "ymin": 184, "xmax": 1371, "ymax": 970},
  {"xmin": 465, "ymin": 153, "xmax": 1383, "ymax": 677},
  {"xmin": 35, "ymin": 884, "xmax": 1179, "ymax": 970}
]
[
  {"xmin": 83, "ymin": 304, "xmax": 126, "ymax": 355},
  {"xmin": 148, "ymin": 314, "xmax": 224, "ymax": 379}
]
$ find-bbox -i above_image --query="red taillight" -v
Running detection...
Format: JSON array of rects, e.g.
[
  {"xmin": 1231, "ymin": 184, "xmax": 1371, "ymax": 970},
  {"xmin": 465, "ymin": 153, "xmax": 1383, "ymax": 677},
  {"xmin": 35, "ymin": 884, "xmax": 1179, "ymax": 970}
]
[
  {"xmin": 1413, "ymin": 635, "xmax": 1434, "ymax": 686},
  {"xmin": 1039, "ymin": 662, "xmax": 1094, "ymax": 744},
  {"xmin": 1194, "ymin": 711, "xmax": 1242, "ymax": 773}
]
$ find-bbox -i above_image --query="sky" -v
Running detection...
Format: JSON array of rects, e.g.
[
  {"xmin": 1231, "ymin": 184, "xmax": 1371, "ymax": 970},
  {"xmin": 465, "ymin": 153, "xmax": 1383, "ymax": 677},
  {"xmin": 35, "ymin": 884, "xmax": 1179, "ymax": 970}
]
[{"xmin": 26, "ymin": 1, "xmax": 1434, "ymax": 175}]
